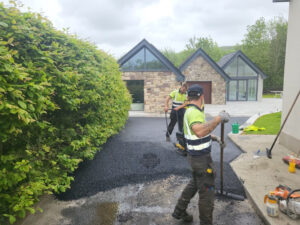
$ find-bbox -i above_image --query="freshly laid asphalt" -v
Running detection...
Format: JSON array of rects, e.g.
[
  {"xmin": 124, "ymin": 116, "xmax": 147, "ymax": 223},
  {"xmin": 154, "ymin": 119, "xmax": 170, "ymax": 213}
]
[{"xmin": 57, "ymin": 116, "xmax": 248, "ymax": 201}]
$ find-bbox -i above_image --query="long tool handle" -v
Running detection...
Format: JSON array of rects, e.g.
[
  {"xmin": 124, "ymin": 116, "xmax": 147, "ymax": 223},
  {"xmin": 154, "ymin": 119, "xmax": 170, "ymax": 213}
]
[
  {"xmin": 268, "ymin": 89, "xmax": 300, "ymax": 158},
  {"xmin": 220, "ymin": 123, "xmax": 225, "ymax": 195}
]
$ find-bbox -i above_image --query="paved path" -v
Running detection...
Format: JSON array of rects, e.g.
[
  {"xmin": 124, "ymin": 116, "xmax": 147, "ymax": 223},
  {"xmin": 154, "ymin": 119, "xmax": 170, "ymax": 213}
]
[{"xmin": 58, "ymin": 117, "xmax": 248, "ymax": 200}]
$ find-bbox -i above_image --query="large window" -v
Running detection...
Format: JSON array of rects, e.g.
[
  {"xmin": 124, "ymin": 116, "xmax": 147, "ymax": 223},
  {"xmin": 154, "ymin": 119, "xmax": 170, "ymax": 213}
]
[
  {"xmin": 225, "ymin": 56, "xmax": 258, "ymax": 78},
  {"xmin": 248, "ymin": 79, "xmax": 257, "ymax": 101},
  {"xmin": 126, "ymin": 80, "xmax": 144, "ymax": 111},
  {"xmin": 121, "ymin": 47, "xmax": 169, "ymax": 71},
  {"xmin": 122, "ymin": 49, "xmax": 144, "ymax": 71},
  {"xmin": 228, "ymin": 81, "xmax": 237, "ymax": 100},
  {"xmin": 225, "ymin": 57, "xmax": 238, "ymax": 77},
  {"xmin": 238, "ymin": 80, "xmax": 247, "ymax": 101},
  {"xmin": 126, "ymin": 80, "xmax": 144, "ymax": 104},
  {"xmin": 227, "ymin": 79, "xmax": 257, "ymax": 101},
  {"xmin": 237, "ymin": 57, "xmax": 257, "ymax": 77}
]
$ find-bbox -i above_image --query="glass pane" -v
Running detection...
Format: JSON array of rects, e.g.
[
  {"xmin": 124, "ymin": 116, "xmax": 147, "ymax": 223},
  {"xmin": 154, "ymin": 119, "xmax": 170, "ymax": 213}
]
[
  {"xmin": 238, "ymin": 80, "xmax": 247, "ymax": 100},
  {"xmin": 224, "ymin": 57, "xmax": 238, "ymax": 77},
  {"xmin": 121, "ymin": 48, "xmax": 145, "ymax": 71},
  {"xmin": 237, "ymin": 57, "xmax": 257, "ymax": 77},
  {"xmin": 228, "ymin": 81, "xmax": 237, "ymax": 100},
  {"xmin": 126, "ymin": 80, "xmax": 144, "ymax": 103},
  {"xmin": 248, "ymin": 79, "xmax": 257, "ymax": 101},
  {"xmin": 145, "ymin": 48, "xmax": 168, "ymax": 70}
]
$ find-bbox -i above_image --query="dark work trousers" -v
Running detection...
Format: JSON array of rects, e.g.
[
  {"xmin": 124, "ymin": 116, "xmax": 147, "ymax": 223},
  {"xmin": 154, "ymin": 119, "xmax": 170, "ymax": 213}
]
[
  {"xmin": 167, "ymin": 108, "xmax": 185, "ymax": 135},
  {"xmin": 174, "ymin": 153, "xmax": 216, "ymax": 225}
]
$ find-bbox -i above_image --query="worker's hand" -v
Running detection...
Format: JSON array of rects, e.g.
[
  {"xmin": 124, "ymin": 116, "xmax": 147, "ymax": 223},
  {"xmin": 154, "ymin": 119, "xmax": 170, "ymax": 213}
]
[
  {"xmin": 218, "ymin": 110, "xmax": 230, "ymax": 123},
  {"xmin": 219, "ymin": 140, "xmax": 226, "ymax": 148},
  {"xmin": 212, "ymin": 135, "xmax": 226, "ymax": 148},
  {"xmin": 211, "ymin": 135, "xmax": 221, "ymax": 143},
  {"xmin": 164, "ymin": 106, "xmax": 169, "ymax": 112},
  {"xmin": 174, "ymin": 107, "xmax": 180, "ymax": 111}
]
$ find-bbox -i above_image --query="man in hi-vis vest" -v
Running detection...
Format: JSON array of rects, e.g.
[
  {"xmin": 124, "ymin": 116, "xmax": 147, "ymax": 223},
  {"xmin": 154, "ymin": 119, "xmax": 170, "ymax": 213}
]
[
  {"xmin": 164, "ymin": 83, "xmax": 188, "ymax": 142},
  {"xmin": 172, "ymin": 84, "xmax": 229, "ymax": 225}
]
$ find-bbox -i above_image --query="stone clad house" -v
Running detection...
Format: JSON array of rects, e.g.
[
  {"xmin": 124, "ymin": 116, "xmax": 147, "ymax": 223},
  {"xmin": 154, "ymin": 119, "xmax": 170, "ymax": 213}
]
[
  {"xmin": 218, "ymin": 50, "xmax": 267, "ymax": 101},
  {"xmin": 179, "ymin": 48, "xmax": 230, "ymax": 104},
  {"xmin": 118, "ymin": 39, "xmax": 184, "ymax": 113},
  {"xmin": 118, "ymin": 39, "xmax": 266, "ymax": 113}
]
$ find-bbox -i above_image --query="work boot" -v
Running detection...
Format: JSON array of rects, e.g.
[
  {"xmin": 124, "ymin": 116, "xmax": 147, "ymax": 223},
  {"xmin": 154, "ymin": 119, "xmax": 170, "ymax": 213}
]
[
  {"xmin": 172, "ymin": 209, "xmax": 193, "ymax": 222},
  {"xmin": 166, "ymin": 132, "xmax": 170, "ymax": 142}
]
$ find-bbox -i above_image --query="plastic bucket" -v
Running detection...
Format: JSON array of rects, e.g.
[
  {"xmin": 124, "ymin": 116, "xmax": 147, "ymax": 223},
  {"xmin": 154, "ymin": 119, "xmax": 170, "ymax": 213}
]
[{"xmin": 232, "ymin": 122, "xmax": 239, "ymax": 134}]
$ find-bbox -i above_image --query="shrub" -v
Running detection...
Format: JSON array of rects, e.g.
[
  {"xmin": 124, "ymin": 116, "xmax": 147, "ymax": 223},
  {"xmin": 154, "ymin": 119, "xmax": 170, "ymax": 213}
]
[{"xmin": 0, "ymin": 2, "xmax": 131, "ymax": 224}]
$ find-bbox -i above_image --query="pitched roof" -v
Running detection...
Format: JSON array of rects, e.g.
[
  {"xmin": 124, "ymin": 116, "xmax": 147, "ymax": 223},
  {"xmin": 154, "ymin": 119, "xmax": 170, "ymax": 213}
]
[
  {"xmin": 179, "ymin": 48, "xmax": 230, "ymax": 82},
  {"xmin": 218, "ymin": 50, "xmax": 267, "ymax": 79},
  {"xmin": 217, "ymin": 52, "xmax": 236, "ymax": 68},
  {"xmin": 118, "ymin": 39, "xmax": 185, "ymax": 82}
]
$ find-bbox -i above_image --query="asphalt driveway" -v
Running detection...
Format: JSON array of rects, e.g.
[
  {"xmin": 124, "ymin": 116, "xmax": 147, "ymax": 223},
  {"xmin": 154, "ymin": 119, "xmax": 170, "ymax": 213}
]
[{"xmin": 58, "ymin": 117, "xmax": 248, "ymax": 200}]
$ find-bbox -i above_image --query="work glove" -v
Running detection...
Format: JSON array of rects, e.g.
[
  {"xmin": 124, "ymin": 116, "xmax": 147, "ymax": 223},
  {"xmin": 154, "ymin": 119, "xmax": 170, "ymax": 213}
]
[
  {"xmin": 212, "ymin": 136, "xmax": 226, "ymax": 148},
  {"xmin": 218, "ymin": 110, "xmax": 230, "ymax": 123}
]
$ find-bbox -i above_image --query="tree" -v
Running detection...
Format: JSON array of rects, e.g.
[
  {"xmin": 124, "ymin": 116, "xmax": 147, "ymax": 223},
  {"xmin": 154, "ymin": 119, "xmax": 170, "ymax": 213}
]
[
  {"xmin": 241, "ymin": 17, "xmax": 287, "ymax": 91},
  {"xmin": 186, "ymin": 36, "xmax": 223, "ymax": 62},
  {"xmin": 162, "ymin": 36, "xmax": 227, "ymax": 67}
]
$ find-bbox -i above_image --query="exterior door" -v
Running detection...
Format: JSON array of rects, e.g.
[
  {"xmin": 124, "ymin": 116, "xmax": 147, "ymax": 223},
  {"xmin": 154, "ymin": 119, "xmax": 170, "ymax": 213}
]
[
  {"xmin": 126, "ymin": 80, "xmax": 144, "ymax": 111},
  {"xmin": 187, "ymin": 81, "xmax": 212, "ymax": 104},
  {"xmin": 238, "ymin": 80, "xmax": 247, "ymax": 101},
  {"xmin": 227, "ymin": 79, "xmax": 257, "ymax": 101}
]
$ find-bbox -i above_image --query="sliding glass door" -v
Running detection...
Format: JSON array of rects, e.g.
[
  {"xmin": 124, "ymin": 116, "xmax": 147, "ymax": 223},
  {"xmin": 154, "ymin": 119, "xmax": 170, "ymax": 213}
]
[
  {"xmin": 227, "ymin": 79, "xmax": 257, "ymax": 101},
  {"xmin": 238, "ymin": 80, "xmax": 247, "ymax": 101}
]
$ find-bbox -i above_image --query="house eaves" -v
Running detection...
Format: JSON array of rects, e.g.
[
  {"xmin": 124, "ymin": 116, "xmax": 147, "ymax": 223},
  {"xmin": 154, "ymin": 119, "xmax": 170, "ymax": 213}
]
[
  {"xmin": 219, "ymin": 50, "xmax": 267, "ymax": 79},
  {"xmin": 179, "ymin": 48, "xmax": 230, "ymax": 82},
  {"xmin": 118, "ymin": 39, "xmax": 185, "ymax": 82}
]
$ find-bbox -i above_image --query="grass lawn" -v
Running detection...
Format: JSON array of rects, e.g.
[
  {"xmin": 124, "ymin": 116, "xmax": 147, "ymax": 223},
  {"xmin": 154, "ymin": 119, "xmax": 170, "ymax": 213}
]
[
  {"xmin": 263, "ymin": 93, "xmax": 281, "ymax": 98},
  {"xmin": 244, "ymin": 112, "xmax": 281, "ymax": 135}
]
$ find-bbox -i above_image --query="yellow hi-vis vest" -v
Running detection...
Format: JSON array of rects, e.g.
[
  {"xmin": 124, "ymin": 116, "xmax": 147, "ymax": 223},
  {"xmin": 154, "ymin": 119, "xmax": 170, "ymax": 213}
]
[
  {"xmin": 184, "ymin": 105, "xmax": 212, "ymax": 156},
  {"xmin": 170, "ymin": 89, "xmax": 187, "ymax": 108}
]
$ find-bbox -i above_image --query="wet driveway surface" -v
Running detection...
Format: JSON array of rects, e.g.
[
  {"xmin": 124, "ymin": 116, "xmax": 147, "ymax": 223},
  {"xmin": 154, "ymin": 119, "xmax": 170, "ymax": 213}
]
[{"xmin": 58, "ymin": 117, "xmax": 248, "ymax": 200}]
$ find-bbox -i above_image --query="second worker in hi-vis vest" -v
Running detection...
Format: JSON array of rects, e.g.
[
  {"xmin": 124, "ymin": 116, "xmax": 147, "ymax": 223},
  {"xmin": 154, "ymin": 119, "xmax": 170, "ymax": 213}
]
[
  {"xmin": 172, "ymin": 84, "xmax": 230, "ymax": 225},
  {"xmin": 164, "ymin": 83, "xmax": 188, "ymax": 142}
]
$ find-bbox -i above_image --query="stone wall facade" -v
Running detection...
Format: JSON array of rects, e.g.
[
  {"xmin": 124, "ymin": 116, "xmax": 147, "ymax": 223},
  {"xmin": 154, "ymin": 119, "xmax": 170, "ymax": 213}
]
[
  {"xmin": 181, "ymin": 55, "xmax": 226, "ymax": 104},
  {"xmin": 122, "ymin": 71, "xmax": 181, "ymax": 113}
]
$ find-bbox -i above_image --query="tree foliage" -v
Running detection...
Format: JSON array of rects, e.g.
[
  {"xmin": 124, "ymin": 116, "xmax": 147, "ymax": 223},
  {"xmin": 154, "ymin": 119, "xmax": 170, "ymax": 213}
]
[
  {"xmin": 241, "ymin": 17, "xmax": 287, "ymax": 91},
  {"xmin": 162, "ymin": 36, "xmax": 235, "ymax": 68},
  {"xmin": 0, "ymin": 2, "xmax": 131, "ymax": 224},
  {"xmin": 163, "ymin": 17, "xmax": 287, "ymax": 92}
]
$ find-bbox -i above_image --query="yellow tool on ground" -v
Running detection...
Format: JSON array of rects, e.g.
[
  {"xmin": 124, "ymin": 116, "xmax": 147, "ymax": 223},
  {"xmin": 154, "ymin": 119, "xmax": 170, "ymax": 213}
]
[
  {"xmin": 175, "ymin": 143, "xmax": 185, "ymax": 150},
  {"xmin": 244, "ymin": 125, "xmax": 266, "ymax": 132}
]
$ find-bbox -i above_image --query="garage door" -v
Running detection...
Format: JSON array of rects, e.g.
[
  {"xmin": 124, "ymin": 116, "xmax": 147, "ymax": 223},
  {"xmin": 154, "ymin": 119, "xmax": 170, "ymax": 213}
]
[{"xmin": 187, "ymin": 81, "xmax": 212, "ymax": 104}]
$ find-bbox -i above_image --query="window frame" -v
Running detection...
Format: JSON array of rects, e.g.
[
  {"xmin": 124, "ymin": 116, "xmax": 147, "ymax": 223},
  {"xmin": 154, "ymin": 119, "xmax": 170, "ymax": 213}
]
[{"xmin": 121, "ymin": 47, "xmax": 170, "ymax": 72}]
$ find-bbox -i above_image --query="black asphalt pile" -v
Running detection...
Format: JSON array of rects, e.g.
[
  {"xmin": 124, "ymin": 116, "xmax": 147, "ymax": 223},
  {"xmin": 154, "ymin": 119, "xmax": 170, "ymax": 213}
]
[{"xmin": 57, "ymin": 117, "xmax": 247, "ymax": 201}]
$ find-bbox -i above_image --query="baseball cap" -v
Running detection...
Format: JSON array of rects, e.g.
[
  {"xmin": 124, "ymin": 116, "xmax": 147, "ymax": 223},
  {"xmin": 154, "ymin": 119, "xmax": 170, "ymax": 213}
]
[{"xmin": 187, "ymin": 84, "xmax": 203, "ymax": 96}]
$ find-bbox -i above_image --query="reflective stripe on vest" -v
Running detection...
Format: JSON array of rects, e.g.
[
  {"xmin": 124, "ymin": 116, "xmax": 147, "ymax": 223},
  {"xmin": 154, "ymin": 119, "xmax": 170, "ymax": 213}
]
[
  {"xmin": 172, "ymin": 90, "xmax": 184, "ymax": 108},
  {"xmin": 184, "ymin": 107, "xmax": 212, "ymax": 154}
]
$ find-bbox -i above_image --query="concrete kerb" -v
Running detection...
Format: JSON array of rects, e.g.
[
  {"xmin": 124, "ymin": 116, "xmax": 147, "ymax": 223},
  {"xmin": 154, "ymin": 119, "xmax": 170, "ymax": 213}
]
[
  {"xmin": 227, "ymin": 110, "xmax": 299, "ymax": 225},
  {"xmin": 239, "ymin": 110, "xmax": 281, "ymax": 130},
  {"xmin": 228, "ymin": 133, "xmax": 300, "ymax": 225}
]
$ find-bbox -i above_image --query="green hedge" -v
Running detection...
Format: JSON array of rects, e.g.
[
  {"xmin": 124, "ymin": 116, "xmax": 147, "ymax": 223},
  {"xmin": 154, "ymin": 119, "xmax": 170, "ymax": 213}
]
[{"xmin": 0, "ymin": 2, "xmax": 131, "ymax": 224}]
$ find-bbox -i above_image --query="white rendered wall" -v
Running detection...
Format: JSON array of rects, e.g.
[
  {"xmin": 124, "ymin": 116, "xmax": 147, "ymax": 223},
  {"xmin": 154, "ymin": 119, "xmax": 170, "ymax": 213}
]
[{"xmin": 279, "ymin": 0, "xmax": 300, "ymax": 153}]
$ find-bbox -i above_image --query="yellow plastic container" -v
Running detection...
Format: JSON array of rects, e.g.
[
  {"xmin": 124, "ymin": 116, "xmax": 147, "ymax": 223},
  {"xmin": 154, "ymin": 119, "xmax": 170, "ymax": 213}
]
[{"xmin": 289, "ymin": 159, "xmax": 296, "ymax": 173}]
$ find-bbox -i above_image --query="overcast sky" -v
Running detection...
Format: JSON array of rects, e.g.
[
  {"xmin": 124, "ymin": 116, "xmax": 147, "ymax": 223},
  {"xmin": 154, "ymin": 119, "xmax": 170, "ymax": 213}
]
[{"xmin": 3, "ymin": 0, "xmax": 289, "ymax": 58}]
